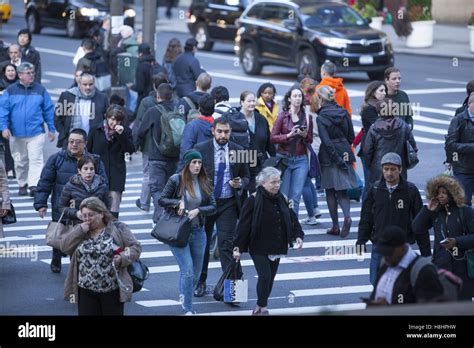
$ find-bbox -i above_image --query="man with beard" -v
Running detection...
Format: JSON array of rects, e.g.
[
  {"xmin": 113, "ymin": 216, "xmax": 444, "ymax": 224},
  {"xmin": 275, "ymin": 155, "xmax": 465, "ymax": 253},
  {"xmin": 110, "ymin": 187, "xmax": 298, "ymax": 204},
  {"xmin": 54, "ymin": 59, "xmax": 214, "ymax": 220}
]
[
  {"xmin": 54, "ymin": 73, "xmax": 109, "ymax": 148},
  {"xmin": 34, "ymin": 128, "xmax": 107, "ymax": 273},
  {"xmin": 193, "ymin": 117, "xmax": 250, "ymax": 297},
  {"xmin": 357, "ymin": 152, "xmax": 431, "ymax": 286}
]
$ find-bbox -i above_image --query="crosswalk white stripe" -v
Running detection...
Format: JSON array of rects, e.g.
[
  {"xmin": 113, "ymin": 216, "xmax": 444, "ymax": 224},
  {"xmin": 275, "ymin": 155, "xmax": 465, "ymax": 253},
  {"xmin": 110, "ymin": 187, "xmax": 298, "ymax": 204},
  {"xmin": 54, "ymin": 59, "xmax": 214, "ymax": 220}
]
[
  {"xmin": 201, "ymin": 303, "xmax": 366, "ymax": 315},
  {"xmin": 273, "ymin": 268, "xmax": 369, "ymax": 281},
  {"xmin": 353, "ymin": 125, "xmax": 444, "ymax": 144},
  {"xmin": 443, "ymin": 104, "xmax": 462, "ymax": 108},
  {"xmin": 416, "ymin": 106, "xmax": 456, "ymax": 116},
  {"xmin": 291, "ymin": 285, "xmax": 372, "ymax": 297}
]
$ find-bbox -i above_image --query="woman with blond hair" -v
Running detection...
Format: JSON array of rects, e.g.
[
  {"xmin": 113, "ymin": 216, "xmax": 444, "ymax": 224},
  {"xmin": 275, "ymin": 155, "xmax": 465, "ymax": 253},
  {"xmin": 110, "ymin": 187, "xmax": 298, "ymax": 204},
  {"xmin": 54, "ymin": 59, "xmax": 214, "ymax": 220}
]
[
  {"xmin": 60, "ymin": 196, "xmax": 141, "ymax": 315},
  {"xmin": 316, "ymin": 85, "xmax": 356, "ymax": 238}
]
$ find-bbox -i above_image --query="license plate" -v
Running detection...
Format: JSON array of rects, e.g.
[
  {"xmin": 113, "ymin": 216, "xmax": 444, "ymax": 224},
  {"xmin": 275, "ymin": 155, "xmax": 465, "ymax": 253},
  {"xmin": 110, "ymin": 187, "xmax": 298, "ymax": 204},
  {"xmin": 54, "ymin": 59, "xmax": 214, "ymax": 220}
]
[{"xmin": 359, "ymin": 55, "xmax": 374, "ymax": 65}]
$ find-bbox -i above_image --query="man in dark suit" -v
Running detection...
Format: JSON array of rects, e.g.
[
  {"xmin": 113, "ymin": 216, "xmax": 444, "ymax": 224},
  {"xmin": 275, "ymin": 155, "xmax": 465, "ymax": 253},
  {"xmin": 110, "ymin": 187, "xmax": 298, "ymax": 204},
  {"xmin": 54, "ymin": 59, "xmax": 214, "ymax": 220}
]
[{"xmin": 193, "ymin": 116, "xmax": 250, "ymax": 297}]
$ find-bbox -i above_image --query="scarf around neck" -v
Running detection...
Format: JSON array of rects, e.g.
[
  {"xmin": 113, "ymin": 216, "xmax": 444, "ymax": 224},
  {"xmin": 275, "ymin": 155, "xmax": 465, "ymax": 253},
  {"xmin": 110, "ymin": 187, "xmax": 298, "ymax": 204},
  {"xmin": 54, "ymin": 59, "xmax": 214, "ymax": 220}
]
[
  {"xmin": 103, "ymin": 120, "xmax": 117, "ymax": 142},
  {"xmin": 79, "ymin": 174, "xmax": 101, "ymax": 193}
]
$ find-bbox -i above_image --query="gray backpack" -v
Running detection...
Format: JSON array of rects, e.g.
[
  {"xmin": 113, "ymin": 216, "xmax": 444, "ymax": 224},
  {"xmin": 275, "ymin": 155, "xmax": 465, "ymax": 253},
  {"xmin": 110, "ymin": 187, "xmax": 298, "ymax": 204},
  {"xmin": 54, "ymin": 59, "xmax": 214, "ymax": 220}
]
[{"xmin": 182, "ymin": 97, "xmax": 201, "ymax": 123}]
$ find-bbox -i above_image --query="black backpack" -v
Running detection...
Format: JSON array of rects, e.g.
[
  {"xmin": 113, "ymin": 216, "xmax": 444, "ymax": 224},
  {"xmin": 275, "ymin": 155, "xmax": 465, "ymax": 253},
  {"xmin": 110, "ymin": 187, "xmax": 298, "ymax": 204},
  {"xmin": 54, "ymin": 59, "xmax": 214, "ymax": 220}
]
[{"xmin": 223, "ymin": 107, "xmax": 250, "ymax": 149}]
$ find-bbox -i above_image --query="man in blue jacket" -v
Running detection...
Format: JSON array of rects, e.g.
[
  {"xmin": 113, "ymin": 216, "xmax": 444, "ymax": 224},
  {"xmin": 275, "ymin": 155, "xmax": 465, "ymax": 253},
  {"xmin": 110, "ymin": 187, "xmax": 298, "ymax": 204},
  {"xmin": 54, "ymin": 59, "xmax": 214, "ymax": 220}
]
[
  {"xmin": 173, "ymin": 38, "xmax": 204, "ymax": 98},
  {"xmin": 0, "ymin": 62, "xmax": 56, "ymax": 197},
  {"xmin": 34, "ymin": 128, "xmax": 107, "ymax": 273}
]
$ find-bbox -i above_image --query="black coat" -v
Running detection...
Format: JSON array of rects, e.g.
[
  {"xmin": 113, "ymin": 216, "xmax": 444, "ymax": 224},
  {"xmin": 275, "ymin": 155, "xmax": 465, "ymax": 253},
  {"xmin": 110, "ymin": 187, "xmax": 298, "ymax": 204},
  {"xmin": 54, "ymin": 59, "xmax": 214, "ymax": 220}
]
[
  {"xmin": 54, "ymin": 90, "xmax": 109, "ymax": 148},
  {"xmin": 412, "ymin": 205, "xmax": 474, "ymax": 300},
  {"xmin": 370, "ymin": 252, "xmax": 444, "ymax": 304},
  {"xmin": 445, "ymin": 110, "xmax": 474, "ymax": 173},
  {"xmin": 87, "ymin": 124, "xmax": 136, "ymax": 192},
  {"xmin": 363, "ymin": 116, "xmax": 416, "ymax": 185},
  {"xmin": 133, "ymin": 91, "xmax": 158, "ymax": 153},
  {"xmin": 158, "ymin": 173, "xmax": 217, "ymax": 227},
  {"xmin": 358, "ymin": 104, "xmax": 378, "ymax": 157},
  {"xmin": 249, "ymin": 110, "xmax": 276, "ymax": 171},
  {"xmin": 20, "ymin": 44, "xmax": 41, "ymax": 83},
  {"xmin": 173, "ymin": 52, "xmax": 203, "ymax": 98},
  {"xmin": 194, "ymin": 139, "xmax": 251, "ymax": 212},
  {"xmin": 136, "ymin": 99, "xmax": 178, "ymax": 161},
  {"xmin": 357, "ymin": 176, "xmax": 431, "ymax": 256},
  {"xmin": 59, "ymin": 174, "xmax": 110, "ymax": 224},
  {"xmin": 233, "ymin": 190, "xmax": 304, "ymax": 255},
  {"xmin": 135, "ymin": 55, "xmax": 155, "ymax": 100},
  {"xmin": 34, "ymin": 150, "xmax": 108, "ymax": 221},
  {"xmin": 316, "ymin": 101, "xmax": 355, "ymax": 166}
]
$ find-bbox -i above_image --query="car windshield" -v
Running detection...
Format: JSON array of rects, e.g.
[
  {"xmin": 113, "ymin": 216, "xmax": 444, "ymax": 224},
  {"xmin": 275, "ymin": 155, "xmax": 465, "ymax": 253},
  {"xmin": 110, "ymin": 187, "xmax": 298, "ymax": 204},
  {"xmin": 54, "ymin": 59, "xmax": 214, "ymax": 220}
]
[{"xmin": 300, "ymin": 5, "xmax": 367, "ymax": 28}]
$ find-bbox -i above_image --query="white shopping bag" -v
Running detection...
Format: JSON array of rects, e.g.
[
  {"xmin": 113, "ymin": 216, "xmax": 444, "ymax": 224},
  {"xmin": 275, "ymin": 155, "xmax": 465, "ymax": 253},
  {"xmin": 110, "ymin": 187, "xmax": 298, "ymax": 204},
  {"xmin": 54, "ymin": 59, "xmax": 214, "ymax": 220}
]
[{"xmin": 223, "ymin": 279, "xmax": 248, "ymax": 303}]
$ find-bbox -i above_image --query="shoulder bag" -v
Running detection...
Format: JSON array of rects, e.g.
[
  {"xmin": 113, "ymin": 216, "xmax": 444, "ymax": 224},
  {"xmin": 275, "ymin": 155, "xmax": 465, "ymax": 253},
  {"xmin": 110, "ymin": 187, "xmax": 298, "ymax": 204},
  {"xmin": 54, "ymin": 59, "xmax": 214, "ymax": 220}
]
[
  {"xmin": 151, "ymin": 209, "xmax": 191, "ymax": 247},
  {"xmin": 2, "ymin": 203, "xmax": 16, "ymax": 224},
  {"xmin": 45, "ymin": 209, "xmax": 74, "ymax": 250}
]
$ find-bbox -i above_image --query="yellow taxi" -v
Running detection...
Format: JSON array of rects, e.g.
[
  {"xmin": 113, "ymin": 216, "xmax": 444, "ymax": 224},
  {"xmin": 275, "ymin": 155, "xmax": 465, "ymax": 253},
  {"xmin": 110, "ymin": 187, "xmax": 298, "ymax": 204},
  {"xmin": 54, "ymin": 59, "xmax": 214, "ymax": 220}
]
[{"xmin": 0, "ymin": 0, "xmax": 11, "ymax": 23}]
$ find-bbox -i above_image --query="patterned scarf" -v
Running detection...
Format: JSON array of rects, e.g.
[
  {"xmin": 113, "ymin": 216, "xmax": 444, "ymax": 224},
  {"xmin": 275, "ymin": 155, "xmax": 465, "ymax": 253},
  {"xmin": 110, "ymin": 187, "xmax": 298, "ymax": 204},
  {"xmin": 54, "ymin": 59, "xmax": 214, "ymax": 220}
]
[
  {"xmin": 103, "ymin": 120, "xmax": 117, "ymax": 142},
  {"xmin": 79, "ymin": 174, "xmax": 101, "ymax": 193}
]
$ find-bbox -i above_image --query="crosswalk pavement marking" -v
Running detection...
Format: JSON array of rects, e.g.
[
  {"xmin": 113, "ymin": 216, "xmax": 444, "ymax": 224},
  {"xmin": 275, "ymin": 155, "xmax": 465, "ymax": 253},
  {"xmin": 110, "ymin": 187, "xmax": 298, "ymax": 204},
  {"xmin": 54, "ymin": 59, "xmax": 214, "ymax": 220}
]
[
  {"xmin": 290, "ymin": 285, "xmax": 373, "ymax": 297},
  {"xmin": 273, "ymin": 268, "xmax": 369, "ymax": 281}
]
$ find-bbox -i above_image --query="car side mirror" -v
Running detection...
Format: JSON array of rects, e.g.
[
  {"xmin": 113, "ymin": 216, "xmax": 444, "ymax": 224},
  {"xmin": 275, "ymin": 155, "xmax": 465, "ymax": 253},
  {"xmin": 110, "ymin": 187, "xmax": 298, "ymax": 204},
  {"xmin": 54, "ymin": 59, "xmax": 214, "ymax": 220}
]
[{"xmin": 283, "ymin": 19, "xmax": 298, "ymax": 31}]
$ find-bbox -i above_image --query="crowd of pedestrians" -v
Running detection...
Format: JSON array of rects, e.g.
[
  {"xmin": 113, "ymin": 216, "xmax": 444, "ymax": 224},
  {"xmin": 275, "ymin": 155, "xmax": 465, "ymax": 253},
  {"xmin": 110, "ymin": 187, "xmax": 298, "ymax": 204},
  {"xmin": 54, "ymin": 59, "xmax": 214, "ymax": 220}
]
[{"xmin": 1, "ymin": 25, "xmax": 474, "ymax": 315}]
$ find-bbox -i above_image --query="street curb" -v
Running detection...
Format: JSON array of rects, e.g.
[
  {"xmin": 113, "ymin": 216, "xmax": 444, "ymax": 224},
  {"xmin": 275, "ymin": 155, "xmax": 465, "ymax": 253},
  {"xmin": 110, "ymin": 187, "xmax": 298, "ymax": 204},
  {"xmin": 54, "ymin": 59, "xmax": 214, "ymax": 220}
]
[{"xmin": 393, "ymin": 49, "xmax": 474, "ymax": 60}]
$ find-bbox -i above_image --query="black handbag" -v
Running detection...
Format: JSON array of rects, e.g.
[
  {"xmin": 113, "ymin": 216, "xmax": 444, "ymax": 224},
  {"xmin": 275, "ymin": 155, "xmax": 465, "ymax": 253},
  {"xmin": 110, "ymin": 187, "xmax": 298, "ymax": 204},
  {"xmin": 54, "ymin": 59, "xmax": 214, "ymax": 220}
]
[
  {"xmin": 151, "ymin": 210, "xmax": 192, "ymax": 247},
  {"xmin": 406, "ymin": 140, "xmax": 419, "ymax": 169},
  {"xmin": 2, "ymin": 203, "xmax": 16, "ymax": 225},
  {"xmin": 263, "ymin": 156, "xmax": 289, "ymax": 175},
  {"xmin": 213, "ymin": 261, "xmax": 244, "ymax": 302},
  {"xmin": 127, "ymin": 259, "xmax": 149, "ymax": 293}
]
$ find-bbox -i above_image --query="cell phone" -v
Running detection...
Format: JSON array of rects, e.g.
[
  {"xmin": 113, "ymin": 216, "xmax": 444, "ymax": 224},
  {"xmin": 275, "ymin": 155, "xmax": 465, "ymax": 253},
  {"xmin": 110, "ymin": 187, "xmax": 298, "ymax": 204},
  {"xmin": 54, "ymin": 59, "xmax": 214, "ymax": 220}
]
[{"xmin": 440, "ymin": 238, "xmax": 449, "ymax": 245}]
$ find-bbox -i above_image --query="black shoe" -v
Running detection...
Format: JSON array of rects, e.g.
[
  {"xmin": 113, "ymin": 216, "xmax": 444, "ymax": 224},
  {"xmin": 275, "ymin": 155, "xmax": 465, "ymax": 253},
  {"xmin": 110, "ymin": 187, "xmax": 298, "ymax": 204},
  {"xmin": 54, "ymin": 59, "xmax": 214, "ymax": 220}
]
[
  {"xmin": 194, "ymin": 282, "xmax": 206, "ymax": 297},
  {"xmin": 29, "ymin": 186, "xmax": 37, "ymax": 197},
  {"xmin": 50, "ymin": 260, "xmax": 61, "ymax": 273},
  {"xmin": 18, "ymin": 185, "xmax": 28, "ymax": 196},
  {"xmin": 135, "ymin": 198, "xmax": 150, "ymax": 212}
]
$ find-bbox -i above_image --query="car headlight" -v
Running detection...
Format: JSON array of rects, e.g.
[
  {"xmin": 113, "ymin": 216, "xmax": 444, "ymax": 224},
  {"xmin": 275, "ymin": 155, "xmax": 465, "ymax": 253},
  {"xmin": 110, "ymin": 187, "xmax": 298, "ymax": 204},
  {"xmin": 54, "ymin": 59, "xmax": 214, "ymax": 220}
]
[
  {"xmin": 124, "ymin": 9, "xmax": 136, "ymax": 18},
  {"xmin": 317, "ymin": 37, "xmax": 351, "ymax": 49},
  {"xmin": 80, "ymin": 8, "xmax": 100, "ymax": 17}
]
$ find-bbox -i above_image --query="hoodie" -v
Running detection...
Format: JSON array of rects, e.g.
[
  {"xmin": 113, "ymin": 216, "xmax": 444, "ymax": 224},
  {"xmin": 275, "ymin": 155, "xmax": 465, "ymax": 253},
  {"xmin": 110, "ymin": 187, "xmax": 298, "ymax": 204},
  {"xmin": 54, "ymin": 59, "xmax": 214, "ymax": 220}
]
[
  {"xmin": 318, "ymin": 77, "xmax": 352, "ymax": 116},
  {"xmin": 315, "ymin": 101, "xmax": 355, "ymax": 166},
  {"xmin": 363, "ymin": 116, "xmax": 417, "ymax": 186}
]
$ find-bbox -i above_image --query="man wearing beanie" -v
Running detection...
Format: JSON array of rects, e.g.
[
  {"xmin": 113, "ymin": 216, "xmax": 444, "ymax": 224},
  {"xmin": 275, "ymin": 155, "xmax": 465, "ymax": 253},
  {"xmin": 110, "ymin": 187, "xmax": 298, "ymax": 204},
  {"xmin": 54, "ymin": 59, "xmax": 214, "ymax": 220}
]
[
  {"xmin": 17, "ymin": 29, "xmax": 41, "ymax": 83},
  {"xmin": 357, "ymin": 152, "xmax": 431, "ymax": 286}
]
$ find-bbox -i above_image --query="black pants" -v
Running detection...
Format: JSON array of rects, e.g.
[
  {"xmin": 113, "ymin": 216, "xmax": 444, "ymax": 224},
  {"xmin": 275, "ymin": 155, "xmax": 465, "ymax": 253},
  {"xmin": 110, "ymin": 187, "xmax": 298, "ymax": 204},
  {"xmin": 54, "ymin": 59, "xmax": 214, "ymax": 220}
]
[
  {"xmin": 251, "ymin": 254, "xmax": 280, "ymax": 308},
  {"xmin": 78, "ymin": 287, "xmax": 124, "ymax": 316},
  {"xmin": 199, "ymin": 198, "xmax": 238, "ymax": 283}
]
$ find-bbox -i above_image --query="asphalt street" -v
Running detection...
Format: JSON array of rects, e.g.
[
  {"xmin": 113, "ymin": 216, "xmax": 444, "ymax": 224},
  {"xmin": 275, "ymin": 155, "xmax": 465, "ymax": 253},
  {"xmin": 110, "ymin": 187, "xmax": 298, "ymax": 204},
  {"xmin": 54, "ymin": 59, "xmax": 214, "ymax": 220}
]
[{"xmin": 1, "ymin": 4, "xmax": 474, "ymax": 316}]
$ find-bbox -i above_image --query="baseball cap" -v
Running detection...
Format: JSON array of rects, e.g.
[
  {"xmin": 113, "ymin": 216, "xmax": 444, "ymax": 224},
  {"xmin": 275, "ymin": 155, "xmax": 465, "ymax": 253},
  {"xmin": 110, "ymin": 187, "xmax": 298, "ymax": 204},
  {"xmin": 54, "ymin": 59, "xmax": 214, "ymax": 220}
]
[
  {"xmin": 138, "ymin": 43, "xmax": 151, "ymax": 54},
  {"xmin": 185, "ymin": 38, "xmax": 198, "ymax": 49},
  {"xmin": 381, "ymin": 152, "xmax": 402, "ymax": 166},
  {"xmin": 377, "ymin": 225, "xmax": 407, "ymax": 256}
]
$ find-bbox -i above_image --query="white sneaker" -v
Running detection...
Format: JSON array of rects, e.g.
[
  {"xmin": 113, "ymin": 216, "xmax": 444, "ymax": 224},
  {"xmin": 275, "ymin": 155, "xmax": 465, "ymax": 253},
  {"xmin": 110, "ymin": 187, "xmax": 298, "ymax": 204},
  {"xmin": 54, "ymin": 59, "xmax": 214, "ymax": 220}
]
[
  {"xmin": 299, "ymin": 216, "xmax": 318, "ymax": 225},
  {"xmin": 185, "ymin": 311, "xmax": 196, "ymax": 315},
  {"xmin": 314, "ymin": 207, "xmax": 322, "ymax": 218}
]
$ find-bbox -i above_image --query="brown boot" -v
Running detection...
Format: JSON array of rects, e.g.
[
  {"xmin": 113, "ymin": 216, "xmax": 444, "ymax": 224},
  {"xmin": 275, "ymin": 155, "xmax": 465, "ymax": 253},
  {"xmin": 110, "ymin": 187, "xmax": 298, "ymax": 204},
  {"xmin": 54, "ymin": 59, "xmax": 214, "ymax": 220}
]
[
  {"xmin": 326, "ymin": 226, "xmax": 340, "ymax": 236},
  {"xmin": 340, "ymin": 217, "xmax": 352, "ymax": 238}
]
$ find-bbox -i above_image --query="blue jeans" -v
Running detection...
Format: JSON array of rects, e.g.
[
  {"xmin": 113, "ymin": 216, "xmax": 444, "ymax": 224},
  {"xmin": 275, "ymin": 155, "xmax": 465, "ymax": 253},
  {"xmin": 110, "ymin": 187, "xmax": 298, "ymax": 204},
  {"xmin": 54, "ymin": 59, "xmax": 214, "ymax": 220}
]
[
  {"xmin": 454, "ymin": 172, "xmax": 474, "ymax": 206},
  {"xmin": 280, "ymin": 154, "xmax": 308, "ymax": 215},
  {"xmin": 168, "ymin": 226, "xmax": 207, "ymax": 313},
  {"xmin": 302, "ymin": 176, "xmax": 319, "ymax": 217},
  {"xmin": 369, "ymin": 245, "xmax": 383, "ymax": 286}
]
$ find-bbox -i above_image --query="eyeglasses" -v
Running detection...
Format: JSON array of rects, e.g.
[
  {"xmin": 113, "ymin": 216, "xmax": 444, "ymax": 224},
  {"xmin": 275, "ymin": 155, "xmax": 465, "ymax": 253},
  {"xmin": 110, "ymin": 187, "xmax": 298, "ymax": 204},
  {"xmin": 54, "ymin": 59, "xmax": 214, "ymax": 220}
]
[
  {"xmin": 82, "ymin": 212, "xmax": 99, "ymax": 219},
  {"xmin": 21, "ymin": 71, "xmax": 35, "ymax": 76},
  {"xmin": 68, "ymin": 139, "xmax": 84, "ymax": 145}
]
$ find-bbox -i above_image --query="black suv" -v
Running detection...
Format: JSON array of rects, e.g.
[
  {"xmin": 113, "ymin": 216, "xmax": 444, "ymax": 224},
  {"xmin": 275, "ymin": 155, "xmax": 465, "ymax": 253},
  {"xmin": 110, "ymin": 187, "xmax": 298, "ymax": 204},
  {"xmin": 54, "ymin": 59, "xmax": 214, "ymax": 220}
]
[
  {"xmin": 187, "ymin": 0, "xmax": 251, "ymax": 51},
  {"xmin": 235, "ymin": 0, "xmax": 394, "ymax": 80},
  {"xmin": 25, "ymin": 0, "xmax": 135, "ymax": 38}
]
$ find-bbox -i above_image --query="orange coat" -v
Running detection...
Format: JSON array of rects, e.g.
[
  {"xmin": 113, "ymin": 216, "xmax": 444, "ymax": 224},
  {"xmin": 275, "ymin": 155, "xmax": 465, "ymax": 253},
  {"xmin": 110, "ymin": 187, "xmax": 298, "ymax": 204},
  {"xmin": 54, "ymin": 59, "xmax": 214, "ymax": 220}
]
[{"xmin": 318, "ymin": 77, "xmax": 352, "ymax": 117}]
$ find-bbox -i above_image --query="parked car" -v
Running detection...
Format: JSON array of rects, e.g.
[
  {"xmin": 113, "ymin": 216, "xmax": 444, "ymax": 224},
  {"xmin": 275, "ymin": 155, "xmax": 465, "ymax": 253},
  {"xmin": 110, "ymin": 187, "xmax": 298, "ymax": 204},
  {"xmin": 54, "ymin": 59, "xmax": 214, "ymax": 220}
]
[
  {"xmin": 25, "ymin": 0, "xmax": 136, "ymax": 38},
  {"xmin": 235, "ymin": 0, "xmax": 394, "ymax": 80},
  {"xmin": 0, "ymin": 0, "xmax": 12, "ymax": 23},
  {"xmin": 186, "ymin": 0, "xmax": 252, "ymax": 51}
]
